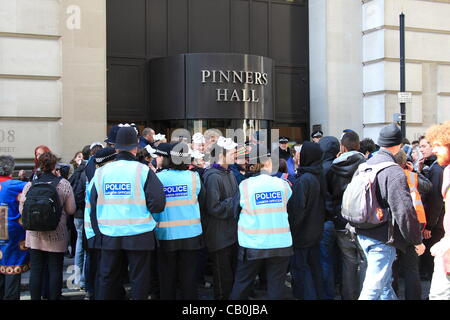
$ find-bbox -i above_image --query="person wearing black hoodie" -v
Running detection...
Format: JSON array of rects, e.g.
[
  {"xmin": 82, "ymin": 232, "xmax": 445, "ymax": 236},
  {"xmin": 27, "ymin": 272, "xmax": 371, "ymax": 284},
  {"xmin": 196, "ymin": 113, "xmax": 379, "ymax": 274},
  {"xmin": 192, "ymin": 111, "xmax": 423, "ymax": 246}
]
[
  {"xmin": 287, "ymin": 141, "xmax": 326, "ymax": 300},
  {"xmin": 327, "ymin": 131, "xmax": 367, "ymax": 300},
  {"xmin": 318, "ymin": 136, "xmax": 340, "ymax": 300}
]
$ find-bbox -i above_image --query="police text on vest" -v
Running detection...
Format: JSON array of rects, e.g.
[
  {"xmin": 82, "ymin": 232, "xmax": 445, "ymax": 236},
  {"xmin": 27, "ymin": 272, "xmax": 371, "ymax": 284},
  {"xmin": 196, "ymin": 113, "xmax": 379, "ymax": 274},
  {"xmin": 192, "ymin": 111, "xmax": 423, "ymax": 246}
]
[
  {"xmin": 164, "ymin": 185, "xmax": 188, "ymax": 198},
  {"xmin": 104, "ymin": 183, "xmax": 132, "ymax": 196},
  {"xmin": 255, "ymin": 191, "xmax": 282, "ymax": 205}
]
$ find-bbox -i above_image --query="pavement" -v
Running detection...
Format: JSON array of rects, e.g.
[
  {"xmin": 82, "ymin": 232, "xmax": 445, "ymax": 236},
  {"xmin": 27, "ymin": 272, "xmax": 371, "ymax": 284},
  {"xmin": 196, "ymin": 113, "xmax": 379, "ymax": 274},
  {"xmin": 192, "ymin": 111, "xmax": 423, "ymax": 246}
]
[{"xmin": 18, "ymin": 255, "xmax": 432, "ymax": 300}]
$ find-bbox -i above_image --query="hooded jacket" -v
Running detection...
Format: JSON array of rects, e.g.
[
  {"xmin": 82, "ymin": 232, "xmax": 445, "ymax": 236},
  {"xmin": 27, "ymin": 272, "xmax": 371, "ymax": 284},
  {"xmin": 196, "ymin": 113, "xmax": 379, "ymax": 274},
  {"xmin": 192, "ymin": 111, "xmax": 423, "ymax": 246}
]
[
  {"xmin": 327, "ymin": 150, "xmax": 366, "ymax": 230},
  {"xmin": 318, "ymin": 136, "xmax": 340, "ymax": 221},
  {"xmin": 355, "ymin": 149, "xmax": 422, "ymax": 253},
  {"xmin": 421, "ymin": 156, "xmax": 445, "ymax": 231},
  {"xmin": 202, "ymin": 166, "xmax": 239, "ymax": 252},
  {"xmin": 287, "ymin": 141, "xmax": 325, "ymax": 248}
]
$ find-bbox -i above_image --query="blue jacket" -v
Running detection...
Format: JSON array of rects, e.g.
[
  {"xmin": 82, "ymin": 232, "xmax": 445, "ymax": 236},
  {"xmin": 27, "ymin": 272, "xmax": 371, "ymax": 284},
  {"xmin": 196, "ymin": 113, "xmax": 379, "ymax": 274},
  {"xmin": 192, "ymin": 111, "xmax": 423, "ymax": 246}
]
[
  {"xmin": 0, "ymin": 178, "xmax": 29, "ymax": 274},
  {"xmin": 84, "ymin": 152, "xmax": 166, "ymax": 250},
  {"xmin": 237, "ymin": 174, "xmax": 292, "ymax": 250},
  {"xmin": 155, "ymin": 170, "xmax": 203, "ymax": 241}
]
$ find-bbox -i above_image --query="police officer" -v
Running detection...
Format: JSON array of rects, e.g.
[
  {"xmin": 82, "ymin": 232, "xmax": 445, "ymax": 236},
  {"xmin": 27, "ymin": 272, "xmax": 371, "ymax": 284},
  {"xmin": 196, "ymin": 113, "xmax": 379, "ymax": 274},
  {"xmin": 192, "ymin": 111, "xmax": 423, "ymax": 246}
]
[
  {"xmin": 230, "ymin": 153, "xmax": 293, "ymax": 300},
  {"xmin": 83, "ymin": 147, "xmax": 117, "ymax": 300},
  {"xmin": 153, "ymin": 142, "xmax": 205, "ymax": 299},
  {"xmin": 85, "ymin": 125, "xmax": 166, "ymax": 300}
]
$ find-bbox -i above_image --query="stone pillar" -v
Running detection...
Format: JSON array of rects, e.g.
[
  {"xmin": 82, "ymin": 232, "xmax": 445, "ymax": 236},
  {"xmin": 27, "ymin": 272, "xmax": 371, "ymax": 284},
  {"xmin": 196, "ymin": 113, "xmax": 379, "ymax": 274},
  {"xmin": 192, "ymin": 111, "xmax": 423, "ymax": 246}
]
[
  {"xmin": 0, "ymin": 0, "xmax": 107, "ymax": 164},
  {"xmin": 309, "ymin": 0, "xmax": 363, "ymax": 139}
]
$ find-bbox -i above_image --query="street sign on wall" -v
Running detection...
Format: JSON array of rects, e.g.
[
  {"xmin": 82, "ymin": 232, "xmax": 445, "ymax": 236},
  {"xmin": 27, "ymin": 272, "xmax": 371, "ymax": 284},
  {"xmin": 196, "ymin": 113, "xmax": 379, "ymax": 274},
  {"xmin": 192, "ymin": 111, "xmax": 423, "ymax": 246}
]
[{"xmin": 398, "ymin": 92, "xmax": 412, "ymax": 104}]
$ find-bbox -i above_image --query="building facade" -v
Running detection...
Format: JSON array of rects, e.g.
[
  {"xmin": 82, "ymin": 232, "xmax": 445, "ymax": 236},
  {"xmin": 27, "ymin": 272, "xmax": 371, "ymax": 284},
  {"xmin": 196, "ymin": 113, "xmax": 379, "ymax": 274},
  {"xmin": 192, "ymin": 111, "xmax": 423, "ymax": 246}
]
[{"xmin": 0, "ymin": 0, "xmax": 449, "ymax": 164}]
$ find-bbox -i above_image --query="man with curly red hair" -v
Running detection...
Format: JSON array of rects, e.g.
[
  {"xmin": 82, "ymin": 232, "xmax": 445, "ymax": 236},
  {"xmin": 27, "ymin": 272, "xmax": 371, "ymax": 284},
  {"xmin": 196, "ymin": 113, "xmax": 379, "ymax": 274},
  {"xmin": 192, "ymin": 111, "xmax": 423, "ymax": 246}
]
[{"xmin": 425, "ymin": 121, "xmax": 450, "ymax": 299}]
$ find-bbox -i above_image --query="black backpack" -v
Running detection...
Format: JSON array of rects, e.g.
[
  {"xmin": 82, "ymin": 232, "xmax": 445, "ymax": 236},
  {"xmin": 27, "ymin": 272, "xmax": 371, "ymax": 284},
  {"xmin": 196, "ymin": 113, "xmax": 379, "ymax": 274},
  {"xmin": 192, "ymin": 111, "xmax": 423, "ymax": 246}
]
[{"xmin": 22, "ymin": 177, "xmax": 63, "ymax": 231}]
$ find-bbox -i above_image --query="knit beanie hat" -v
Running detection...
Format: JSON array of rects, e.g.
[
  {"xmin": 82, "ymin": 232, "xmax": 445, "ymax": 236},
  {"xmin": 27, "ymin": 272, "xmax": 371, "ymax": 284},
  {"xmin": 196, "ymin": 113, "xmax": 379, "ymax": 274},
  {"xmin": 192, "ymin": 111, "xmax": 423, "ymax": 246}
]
[{"xmin": 377, "ymin": 123, "xmax": 403, "ymax": 147}]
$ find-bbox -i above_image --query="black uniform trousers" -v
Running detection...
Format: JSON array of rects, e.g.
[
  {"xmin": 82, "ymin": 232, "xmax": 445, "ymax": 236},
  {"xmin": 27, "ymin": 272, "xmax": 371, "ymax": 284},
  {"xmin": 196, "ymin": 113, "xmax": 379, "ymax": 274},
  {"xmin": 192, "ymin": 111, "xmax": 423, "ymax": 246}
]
[
  {"xmin": 210, "ymin": 243, "xmax": 238, "ymax": 300},
  {"xmin": 392, "ymin": 244, "xmax": 422, "ymax": 300},
  {"xmin": 97, "ymin": 249, "xmax": 152, "ymax": 300},
  {"xmin": 230, "ymin": 256, "xmax": 290, "ymax": 300},
  {"xmin": 158, "ymin": 249, "xmax": 200, "ymax": 300},
  {"xmin": 421, "ymin": 226, "xmax": 445, "ymax": 280}
]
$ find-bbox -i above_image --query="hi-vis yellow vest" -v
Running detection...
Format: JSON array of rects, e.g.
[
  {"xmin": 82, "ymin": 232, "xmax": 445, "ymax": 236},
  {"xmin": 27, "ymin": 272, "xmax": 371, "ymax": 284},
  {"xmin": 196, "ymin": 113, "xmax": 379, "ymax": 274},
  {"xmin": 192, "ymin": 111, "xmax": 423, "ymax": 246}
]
[
  {"xmin": 84, "ymin": 160, "xmax": 156, "ymax": 238},
  {"xmin": 237, "ymin": 174, "xmax": 293, "ymax": 250}
]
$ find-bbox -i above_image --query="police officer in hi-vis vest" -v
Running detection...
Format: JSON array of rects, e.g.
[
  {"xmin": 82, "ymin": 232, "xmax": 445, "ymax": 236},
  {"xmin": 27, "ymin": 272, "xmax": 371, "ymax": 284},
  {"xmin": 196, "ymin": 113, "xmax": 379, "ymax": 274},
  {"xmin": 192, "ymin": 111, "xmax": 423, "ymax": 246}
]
[
  {"xmin": 85, "ymin": 125, "xmax": 166, "ymax": 300},
  {"xmin": 230, "ymin": 152, "xmax": 293, "ymax": 300},
  {"xmin": 153, "ymin": 142, "xmax": 206, "ymax": 300}
]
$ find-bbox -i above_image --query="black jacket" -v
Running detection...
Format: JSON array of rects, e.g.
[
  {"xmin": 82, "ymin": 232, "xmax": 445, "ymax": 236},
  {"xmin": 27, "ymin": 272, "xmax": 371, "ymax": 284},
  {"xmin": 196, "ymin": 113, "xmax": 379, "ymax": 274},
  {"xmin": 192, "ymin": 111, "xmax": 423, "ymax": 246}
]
[
  {"xmin": 287, "ymin": 141, "xmax": 325, "ymax": 248},
  {"xmin": 229, "ymin": 164, "xmax": 247, "ymax": 186},
  {"xmin": 69, "ymin": 162, "xmax": 87, "ymax": 219},
  {"xmin": 279, "ymin": 147, "xmax": 292, "ymax": 162},
  {"xmin": 327, "ymin": 150, "xmax": 366, "ymax": 230},
  {"xmin": 87, "ymin": 152, "xmax": 166, "ymax": 250},
  {"xmin": 318, "ymin": 136, "xmax": 340, "ymax": 221},
  {"xmin": 421, "ymin": 156, "xmax": 445, "ymax": 231},
  {"xmin": 355, "ymin": 149, "xmax": 422, "ymax": 252},
  {"xmin": 202, "ymin": 166, "xmax": 239, "ymax": 252}
]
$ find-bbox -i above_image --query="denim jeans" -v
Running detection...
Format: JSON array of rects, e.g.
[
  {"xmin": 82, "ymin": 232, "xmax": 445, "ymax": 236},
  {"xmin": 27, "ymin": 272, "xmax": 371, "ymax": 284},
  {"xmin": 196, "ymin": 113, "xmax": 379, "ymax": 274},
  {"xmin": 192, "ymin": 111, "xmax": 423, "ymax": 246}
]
[
  {"xmin": 319, "ymin": 221, "xmax": 337, "ymax": 299},
  {"xmin": 290, "ymin": 243, "xmax": 325, "ymax": 300},
  {"xmin": 357, "ymin": 234, "xmax": 397, "ymax": 300},
  {"xmin": 74, "ymin": 218, "xmax": 86, "ymax": 288}
]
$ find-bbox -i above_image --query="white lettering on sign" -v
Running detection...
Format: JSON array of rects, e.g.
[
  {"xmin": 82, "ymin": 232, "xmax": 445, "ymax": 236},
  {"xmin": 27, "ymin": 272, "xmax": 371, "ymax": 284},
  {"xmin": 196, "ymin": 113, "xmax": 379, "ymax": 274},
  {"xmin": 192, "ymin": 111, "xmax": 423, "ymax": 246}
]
[
  {"xmin": 104, "ymin": 183, "xmax": 132, "ymax": 196},
  {"xmin": 202, "ymin": 69, "xmax": 268, "ymax": 103}
]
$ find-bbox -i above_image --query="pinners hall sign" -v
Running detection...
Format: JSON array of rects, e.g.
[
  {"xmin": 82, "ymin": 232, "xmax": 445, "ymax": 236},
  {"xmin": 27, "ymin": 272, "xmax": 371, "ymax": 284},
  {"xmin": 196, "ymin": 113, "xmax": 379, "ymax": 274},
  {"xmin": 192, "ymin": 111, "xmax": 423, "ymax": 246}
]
[
  {"xmin": 150, "ymin": 53, "xmax": 274, "ymax": 121},
  {"xmin": 201, "ymin": 69, "xmax": 269, "ymax": 102}
]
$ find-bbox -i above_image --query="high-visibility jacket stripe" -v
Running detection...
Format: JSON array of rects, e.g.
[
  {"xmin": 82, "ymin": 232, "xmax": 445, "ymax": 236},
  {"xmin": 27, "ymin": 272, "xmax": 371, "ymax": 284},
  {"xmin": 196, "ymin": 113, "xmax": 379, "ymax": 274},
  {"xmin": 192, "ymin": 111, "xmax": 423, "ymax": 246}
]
[
  {"xmin": 237, "ymin": 174, "xmax": 293, "ymax": 249},
  {"xmin": 165, "ymin": 199, "xmax": 198, "ymax": 207},
  {"xmin": 157, "ymin": 218, "xmax": 201, "ymax": 228},
  {"xmin": 404, "ymin": 169, "xmax": 427, "ymax": 225},
  {"xmin": 89, "ymin": 161, "xmax": 156, "ymax": 237},
  {"xmin": 155, "ymin": 170, "xmax": 202, "ymax": 241},
  {"xmin": 242, "ymin": 182, "xmax": 289, "ymax": 216},
  {"xmin": 242, "ymin": 206, "xmax": 285, "ymax": 215},
  {"xmin": 164, "ymin": 172, "xmax": 197, "ymax": 207},
  {"xmin": 238, "ymin": 226, "xmax": 290, "ymax": 235},
  {"xmin": 97, "ymin": 217, "xmax": 153, "ymax": 226},
  {"xmin": 97, "ymin": 198, "xmax": 147, "ymax": 206},
  {"xmin": 96, "ymin": 165, "xmax": 144, "ymax": 205}
]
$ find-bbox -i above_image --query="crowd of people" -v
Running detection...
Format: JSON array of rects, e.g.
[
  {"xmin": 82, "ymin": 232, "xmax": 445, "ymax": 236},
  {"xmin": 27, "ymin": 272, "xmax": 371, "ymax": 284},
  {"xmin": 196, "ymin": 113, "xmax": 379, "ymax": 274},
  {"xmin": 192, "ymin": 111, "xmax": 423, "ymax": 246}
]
[{"xmin": 0, "ymin": 121, "xmax": 449, "ymax": 300}]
